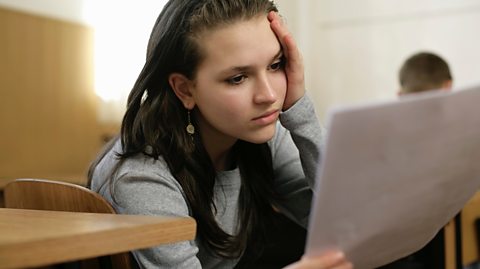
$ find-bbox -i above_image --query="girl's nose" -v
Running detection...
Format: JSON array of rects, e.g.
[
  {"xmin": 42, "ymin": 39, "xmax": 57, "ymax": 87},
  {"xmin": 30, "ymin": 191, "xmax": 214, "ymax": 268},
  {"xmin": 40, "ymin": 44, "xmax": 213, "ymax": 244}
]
[{"xmin": 253, "ymin": 75, "xmax": 277, "ymax": 104}]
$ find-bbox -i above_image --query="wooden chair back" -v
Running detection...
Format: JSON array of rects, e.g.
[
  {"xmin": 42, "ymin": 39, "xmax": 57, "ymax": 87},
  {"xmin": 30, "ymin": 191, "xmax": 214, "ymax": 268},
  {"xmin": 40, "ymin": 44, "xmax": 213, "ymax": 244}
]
[
  {"xmin": 444, "ymin": 191, "xmax": 480, "ymax": 269},
  {"xmin": 4, "ymin": 178, "xmax": 136, "ymax": 269},
  {"xmin": 461, "ymin": 191, "xmax": 480, "ymax": 266}
]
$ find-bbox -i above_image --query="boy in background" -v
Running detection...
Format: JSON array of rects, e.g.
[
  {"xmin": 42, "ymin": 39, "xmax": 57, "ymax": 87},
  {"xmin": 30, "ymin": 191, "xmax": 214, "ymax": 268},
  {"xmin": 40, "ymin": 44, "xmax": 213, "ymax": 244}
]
[{"xmin": 380, "ymin": 51, "xmax": 453, "ymax": 269}]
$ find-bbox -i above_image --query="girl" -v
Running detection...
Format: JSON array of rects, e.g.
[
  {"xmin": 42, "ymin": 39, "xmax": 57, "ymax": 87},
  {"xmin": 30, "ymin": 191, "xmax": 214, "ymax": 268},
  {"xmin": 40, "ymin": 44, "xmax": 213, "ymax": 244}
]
[{"xmin": 89, "ymin": 0, "xmax": 352, "ymax": 268}]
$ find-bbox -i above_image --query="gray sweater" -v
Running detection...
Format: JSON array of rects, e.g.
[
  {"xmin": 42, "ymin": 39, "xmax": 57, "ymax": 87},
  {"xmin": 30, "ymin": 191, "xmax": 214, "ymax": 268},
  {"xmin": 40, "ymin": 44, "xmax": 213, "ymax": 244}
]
[{"xmin": 90, "ymin": 95, "xmax": 323, "ymax": 269}]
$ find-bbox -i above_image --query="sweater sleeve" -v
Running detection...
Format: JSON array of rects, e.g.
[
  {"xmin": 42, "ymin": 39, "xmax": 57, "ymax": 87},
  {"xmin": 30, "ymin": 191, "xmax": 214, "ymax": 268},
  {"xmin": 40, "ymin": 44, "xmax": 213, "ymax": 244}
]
[
  {"xmin": 270, "ymin": 94, "xmax": 324, "ymax": 228},
  {"xmin": 104, "ymin": 159, "xmax": 202, "ymax": 269}
]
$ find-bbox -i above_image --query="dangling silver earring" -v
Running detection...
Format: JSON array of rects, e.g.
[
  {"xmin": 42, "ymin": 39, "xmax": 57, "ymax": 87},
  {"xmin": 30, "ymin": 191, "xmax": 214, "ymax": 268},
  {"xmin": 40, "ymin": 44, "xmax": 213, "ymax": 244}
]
[{"xmin": 186, "ymin": 110, "xmax": 195, "ymax": 136}]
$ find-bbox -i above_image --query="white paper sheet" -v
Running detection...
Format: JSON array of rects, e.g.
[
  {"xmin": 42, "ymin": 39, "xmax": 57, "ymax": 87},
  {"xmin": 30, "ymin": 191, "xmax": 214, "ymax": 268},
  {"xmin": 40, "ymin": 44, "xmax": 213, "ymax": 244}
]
[{"xmin": 305, "ymin": 85, "xmax": 480, "ymax": 269}]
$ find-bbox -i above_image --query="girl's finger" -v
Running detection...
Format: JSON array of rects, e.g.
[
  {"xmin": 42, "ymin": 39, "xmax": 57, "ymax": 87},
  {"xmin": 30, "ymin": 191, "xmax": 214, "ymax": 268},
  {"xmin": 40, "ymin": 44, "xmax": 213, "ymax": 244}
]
[
  {"xmin": 269, "ymin": 12, "xmax": 302, "ymax": 69},
  {"xmin": 284, "ymin": 251, "xmax": 352, "ymax": 269},
  {"xmin": 268, "ymin": 11, "xmax": 290, "ymax": 56}
]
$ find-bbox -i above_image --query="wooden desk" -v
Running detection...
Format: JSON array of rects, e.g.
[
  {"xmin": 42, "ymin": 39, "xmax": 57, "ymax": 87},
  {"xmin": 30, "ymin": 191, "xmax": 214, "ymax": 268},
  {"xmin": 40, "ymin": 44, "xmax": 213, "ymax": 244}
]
[{"xmin": 0, "ymin": 208, "xmax": 196, "ymax": 269}]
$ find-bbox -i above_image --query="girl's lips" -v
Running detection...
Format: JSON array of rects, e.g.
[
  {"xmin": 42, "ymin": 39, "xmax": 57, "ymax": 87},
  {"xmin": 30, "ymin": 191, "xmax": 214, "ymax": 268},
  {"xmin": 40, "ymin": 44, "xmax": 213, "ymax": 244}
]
[{"xmin": 252, "ymin": 110, "xmax": 280, "ymax": 125}]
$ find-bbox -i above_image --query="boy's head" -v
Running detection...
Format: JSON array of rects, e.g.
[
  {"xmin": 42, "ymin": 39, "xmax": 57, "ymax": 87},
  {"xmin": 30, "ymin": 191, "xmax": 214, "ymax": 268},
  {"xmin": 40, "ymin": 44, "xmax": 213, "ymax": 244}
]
[{"xmin": 398, "ymin": 52, "xmax": 452, "ymax": 95}]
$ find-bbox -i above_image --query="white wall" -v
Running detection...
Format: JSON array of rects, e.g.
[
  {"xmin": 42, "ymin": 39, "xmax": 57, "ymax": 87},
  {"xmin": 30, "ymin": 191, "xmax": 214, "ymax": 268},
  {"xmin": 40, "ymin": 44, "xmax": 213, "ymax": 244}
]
[{"xmin": 276, "ymin": 0, "xmax": 480, "ymax": 121}]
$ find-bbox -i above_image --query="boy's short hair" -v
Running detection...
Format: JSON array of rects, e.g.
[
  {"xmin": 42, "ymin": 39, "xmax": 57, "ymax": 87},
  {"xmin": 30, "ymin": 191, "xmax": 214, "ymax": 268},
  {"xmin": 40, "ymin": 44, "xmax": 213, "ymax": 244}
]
[{"xmin": 399, "ymin": 52, "xmax": 452, "ymax": 94}]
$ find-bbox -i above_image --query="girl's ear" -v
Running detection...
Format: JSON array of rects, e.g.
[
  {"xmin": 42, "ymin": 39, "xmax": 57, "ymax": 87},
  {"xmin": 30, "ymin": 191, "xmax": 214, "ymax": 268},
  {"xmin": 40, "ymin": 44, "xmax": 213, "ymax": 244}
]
[{"xmin": 168, "ymin": 73, "xmax": 195, "ymax": 109}]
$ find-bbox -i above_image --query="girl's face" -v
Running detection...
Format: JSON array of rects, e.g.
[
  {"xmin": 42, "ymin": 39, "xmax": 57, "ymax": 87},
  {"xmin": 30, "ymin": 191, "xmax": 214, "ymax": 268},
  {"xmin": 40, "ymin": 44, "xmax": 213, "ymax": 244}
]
[{"xmin": 190, "ymin": 15, "xmax": 287, "ymax": 146}]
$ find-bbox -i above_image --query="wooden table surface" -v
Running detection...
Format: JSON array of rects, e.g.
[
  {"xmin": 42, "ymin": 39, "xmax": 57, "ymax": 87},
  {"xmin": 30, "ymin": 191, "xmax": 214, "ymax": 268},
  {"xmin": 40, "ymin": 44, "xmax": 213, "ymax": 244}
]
[{"xmin": 0, "ymin": 208, "xmax": 196, "ymax": 269}]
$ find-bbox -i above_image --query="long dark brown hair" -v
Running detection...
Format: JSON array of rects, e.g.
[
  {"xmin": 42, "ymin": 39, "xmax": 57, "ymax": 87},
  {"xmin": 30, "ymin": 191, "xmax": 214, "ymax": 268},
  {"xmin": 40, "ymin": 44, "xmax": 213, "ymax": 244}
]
[{"xmin": 89, "ymin": 0, "xmax": 279, "ymax": 260}]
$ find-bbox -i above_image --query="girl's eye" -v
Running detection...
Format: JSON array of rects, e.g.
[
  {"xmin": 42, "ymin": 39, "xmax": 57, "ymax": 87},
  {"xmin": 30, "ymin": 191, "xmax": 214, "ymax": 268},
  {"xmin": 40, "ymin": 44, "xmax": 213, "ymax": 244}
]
[
  {"xmin": 227, "ymin": 75, "xmax": 246, "ymax": 85},
  {"xmin": 269, "ymin": 59, "xmax": 285, "ymax": 71}
]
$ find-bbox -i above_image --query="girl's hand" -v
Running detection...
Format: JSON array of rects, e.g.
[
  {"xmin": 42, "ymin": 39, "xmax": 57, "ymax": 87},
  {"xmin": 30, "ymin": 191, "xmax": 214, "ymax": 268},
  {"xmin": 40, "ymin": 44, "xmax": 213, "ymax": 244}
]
[
  {"xmin": 268, "ymin": 11, "xmax": 305, "ymax": 111},
  {"xmin": 283, "ymin": 251, "xmax": 353, "ymax": 269}
]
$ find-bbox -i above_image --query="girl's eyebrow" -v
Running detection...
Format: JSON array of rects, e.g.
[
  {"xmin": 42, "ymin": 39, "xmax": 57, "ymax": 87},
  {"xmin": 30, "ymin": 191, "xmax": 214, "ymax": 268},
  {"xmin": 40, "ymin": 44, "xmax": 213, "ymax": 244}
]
[{"xmin": 220, "ymin": 49, "xmax": 284, "ymax": 75}]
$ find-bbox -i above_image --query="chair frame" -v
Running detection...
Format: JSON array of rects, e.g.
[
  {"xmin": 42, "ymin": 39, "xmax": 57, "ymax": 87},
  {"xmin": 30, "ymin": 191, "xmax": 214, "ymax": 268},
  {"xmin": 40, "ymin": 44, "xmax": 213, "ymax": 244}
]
[{"xmin": 4, "ymin": 178, "xmax": 136, "ymax": 269}]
